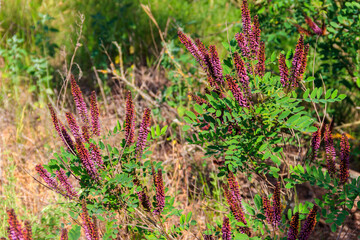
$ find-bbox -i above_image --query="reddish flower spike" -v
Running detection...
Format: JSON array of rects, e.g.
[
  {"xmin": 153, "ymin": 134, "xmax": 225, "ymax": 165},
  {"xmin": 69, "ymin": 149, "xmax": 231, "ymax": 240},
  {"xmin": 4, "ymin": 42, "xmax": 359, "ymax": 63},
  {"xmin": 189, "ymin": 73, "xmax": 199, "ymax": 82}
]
[
  {"xmin": 279, "ymin": 54, "xmax": 289, "ymax": 87},
  {"xmin": 290, "ymin": 35, "xmax": 304, "ymax": 87},
  {"xmin": 60, "ymin": 229, "xmax": 68, "ymax": 240},
  {"xmin": 272, "ymin": 182, "xmax": 281, "ymax": 227},
  {"xmin": 222, "ymin": 217, "xmax": 231, "ymax": 240},
  {"xmin": 340, "ymin": 133, "xmax": 350, "ymax": 183},
  {"xmin": 287, "ymin": 212, "xmax": 300, "ymax": 240},
  {"xmin": 7, "ymin": 209, "xmax": 24, "ymax": 240},
  {"xmin": 256, "ymin": 41, "xmax": 265, "ymax": 77},
  {"xmin": 298, "ymin": 205, "xmax": 318, "ymax": 240},
  {"xmin": 125, "ymin": 91, "xmax": 135, "ymax": 144},
  {"xmin": 65, "ymin": 112, "xmax": 81, "ymax": 140},
  {"xmin": 311, "ymin": 126, "xmax": 321, "ymax": 160},
  {"xmin": 90, "ymin": 91, "xmax": 100, "ymax": 136},
  {"xmin": 305, "ymin": 15, "xmax": 323, "ymax": 36},
  {"xmin": 152, "ymin": 168, "xmax": 165, "ymax": 215},
  {"xmin": 262, "ymin": 196, "xmax": 273, "ymax": 225},
  {"xmin": 135, "ymin": 108, "xmax": 151, "ymax": 160},
  {"xmin": 81, "ymin": 203, "xmax": 99, "ymax": 240},
  {"xmin": 324, "ymin": 124, "xmax": 336, "ymax": 175},
  {"xmin": 70, "ymin": 75, "xmax": 89, "ymax": 127},
  {"xmin": 226, "ymin": 75, "xmax": 248, "ymax": 108}
]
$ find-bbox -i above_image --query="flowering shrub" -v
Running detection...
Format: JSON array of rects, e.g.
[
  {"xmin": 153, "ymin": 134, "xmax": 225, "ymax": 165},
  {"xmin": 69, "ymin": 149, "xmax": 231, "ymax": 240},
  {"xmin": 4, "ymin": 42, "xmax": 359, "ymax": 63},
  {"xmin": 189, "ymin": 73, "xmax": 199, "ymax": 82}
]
[{"xmin": 3, "ymin": 0, "xmax": 360, "ymax": 239}]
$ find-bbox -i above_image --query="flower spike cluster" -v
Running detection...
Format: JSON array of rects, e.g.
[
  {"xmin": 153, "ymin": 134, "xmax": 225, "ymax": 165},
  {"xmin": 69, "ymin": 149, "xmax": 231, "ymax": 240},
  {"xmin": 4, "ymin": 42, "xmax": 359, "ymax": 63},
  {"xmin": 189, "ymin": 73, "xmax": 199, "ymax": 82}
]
[
  {"xmin": 222, "ymin": 217, "xmax": 232, "ymax": 240},
  {"xmin": 135, "ymin": 108, "xmax": 151, "ymax": 159},
  {"xmin": 70, "ymin": 75, "xmax": 89, "ymax": 127},
  {"xmin": 125, "ymin": 91, "xmax": 135, "ymax": 144},
  {"xmin": 324, "ymin": 124, "xmax": 336, "ymax": 175},
  {"xmin": 305, "ymin": 15, "xmax": 323, "ymax": 36},
  {"xmin": 226, "ymin": 75, "xmax": 249, "ymax": 108},
  {"xmin": 65, "ymin": 112, "xmax": 81, "ymax": 140},
  {"xmin": 133, "ymin": 178, "xmax": 152, "ymax": 212},
  {"xmin": 256, "ymin": 41, "xmax": 265, "ymax": 77},
  {"xmin": 90, "ymin": 91, "xmax": 100, "ymax": 136},
  {"xmin": 75, "ymin": 138, "xmax": 100, "ymax": 181},
  {"xmin": 298, "ymin": 205, "xmax": 318, "ymax": 240},
  {"xmin": 340, "ymin": 133, "xmax": 350, "ymax": 183},
  {"xmin": 287, "ymin": 212, "xmax": 300, "ymax": 240},
  {"xmin": 48, "ymin": 104, "xmax": 75, "ymax": 152},
  {"xmin": 178, "ymin": 31, "xmax": 224, "ymax": 88},
  {"xmin": 278, "ymin": 54, "xmax": 289, "ymax": 87},
  {"xmin": 288, "ymin": 35, "xmax": 309, "ymax": 87},
  {"xmin": 36, "ymin": 164, "xmax": 78, "ymax": 200},
  {"xmin": 311, "ymin": 126, "xmax": 321, "ymax": 160},
  {"xmin": 60, "ymin": 229, "xmax": 68, "ymax": 240},
  {"xmin": 223, "ymin": 172, "xmax": 251, "ymax": 236},
  {"xmin": 81, "ymin": 203, "xmax": 99, "ymax": 240},
  {"xmin": 56, "ymin": 169, "xmax": 78, "ymax": 199},
  {"xmin": 152, "ymin": 167, "xmax": 165, "ymax": 215},
  {"xmin": 7, "ymin": 209, "xmax": 28, "ymax": 240},
  {"xmin": 203, "ymin": 234, "xmax": 214, "ymax": 240},
  {"xmin": 263, "ymin": 182, "xmax": 281, "ymax": 228}
]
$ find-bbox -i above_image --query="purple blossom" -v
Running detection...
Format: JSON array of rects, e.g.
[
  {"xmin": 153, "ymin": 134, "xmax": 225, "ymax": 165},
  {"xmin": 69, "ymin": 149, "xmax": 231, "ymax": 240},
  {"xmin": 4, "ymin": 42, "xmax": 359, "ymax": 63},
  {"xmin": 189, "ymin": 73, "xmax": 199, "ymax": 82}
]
[
  {"xmin": 340, "ymin": 133, "xmax": 350, "ymax": 183},
  {"xmin": 125, "ymin": 91, "xmax": 135, "ymax": 144},
  {"xmin": 56, "ymin": 169, "xmax": 78, "ymax": 200},
  {"xmin": 81, "ymin": 203, "xmax": 99, "ymax": 240},
  {"xmin": 305, "ymin": 15, "xmax": 323, "ymax": 36},
  {"xmin": 209, "ymin": 45, "xmax": 224, "ymax": 83},
  {"xmin": 222, "ymin": 217, "xmax": 231, "ymax": 240},
  {"xmin": 311, "ymin": 127, "xmax": 321, "ymax": 160},
  {"xmin": 324, "ymin": 124, "xmax": 336, "ymax": 175},
  {"xmin": 299, "ymin": 44, "xmax": 309, "ymax": 81},
  {"xmin": 6, "ymin": 209, "xmax": 24, "ymax": 240},
  {"xmin": 262, "ymin": 196, "xmax": 273, "ymax": 225},
  {"xmin": 152, "ymin": 168, "xmax": 165, "ymax": 215},
  {"xmin": 134, "ymin": 179, "xmax": 152, "ymax": 212},
  {"xmin": 287, "ymin": 212, "xmax": 300, "ymax": 240},
  {"xmin": 233, "ymin": 52, "xmax": 249, "ymax": 86},
  {"xmin": 135, "ymin": 108, "xmax": 151, "ymax": 159},
  {"xmin": 256, "ymin": 41, "xmax": 265, "ymax": 77},
  {"xmin": 250, "ymin": 15, "xmax": 261, "ymax": 55},
  {"xmin": 290, "ymin": 35, "xmax": 304, "ymax": 87},
  {"xmin": 75, "ymin": 138, "xmax": 99, "ymax": 181},
  {"xmin": 82, "ymin": 126, "xmax": 90, "ymax": 143},
  {"xmin": 241, "ymin": 0, "xmax": 252, "ymax": 37},
  {"xmin": 60, "ymin": 229, "xmax": 68, "ymax": 240},
  {"xmin": 35, "ymin": 164, "xmax": 60, "ymax": 191},
  {"xmin": 65, "ymin": 112, "xmax": 81, "ymax": 140},
  {"xmin": 225, "ymin": 75, "xmax": 248, "ymax": 108},
  {"xmin": 298, "ymin": 205, "xmax": 318, "ymax": 240},
  {"xmin": 223, "ymin": 183, "xmax": 246, "ymax": 225},
  {"xmin": 89, "ymin": 143, "xmax": 104, "ymax": 169},
  {"xmin": 178, "ymin": 31, "xmax": 205, "ymax": 69},
  {"xmin": 70, "ymin": 75, "xmax": 89, "ymax": 127},
  {"xmin": 279, "ymin": 54, "xmax": 289, "ymax": 87},
  {"xmin": 272, "ymin": 182, "xmax": 281, "ymax": 227},
  {"xmin": 235, "ymin": 33, "xmax": 250, "ymax": 58},
  {"xmin": 90, "ymin": 91, "xmax": 100, "ymax": 136}
]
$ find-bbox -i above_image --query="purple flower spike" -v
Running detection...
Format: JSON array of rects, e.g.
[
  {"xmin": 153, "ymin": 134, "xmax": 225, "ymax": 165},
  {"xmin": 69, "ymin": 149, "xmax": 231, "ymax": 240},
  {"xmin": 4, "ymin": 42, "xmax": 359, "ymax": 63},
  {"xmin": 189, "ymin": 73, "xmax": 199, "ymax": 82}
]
[
  {"xmin": 272, "ymin": 182, "xmax": 281, "ymax": 228},
  {"xmin": 223, "ymin": 183, "xmax": 247, "ymax": 225},
  {"xmin": 227, "ymin": 172, "xmax": 242, "ymax": 204},
  {"xmin": 89, "ymin": 143, "xmax": 104, "ymax": 169},
  {"xmin": 90, "ymin": 91, "xmax": 100, "ymax": 136},
  {"xmin": 256, "ymin": 41, "xmax": 265, "ymax": 77},
  {"xmin": 311, "ymin": 126, "xmax": 321, "ymax": 160},
  {"xmin": 222, "ymin": 217, "xmax": 231, "ymax": 240},
  {"xmin": 324, "ymin": 124, "xmax": 336, "ymax": 175},
  {"xmin": 60, "ymin": 229, "xmax": 68, "ymax": 240},
  {"xmin": 241, "ymin": 0, "xmax": 252, "ymax": 37},
  {"xmin": 235, "ymin": 33, "xmax": 250, "ymax": 58},
  {"xmin": 262, "ymin": 196, "xmax": 273, "ymax": 225},
  {"xmin": 75, "ymin": 138, "xmax": 99, "ymax": 181},
  {"xmin": 135, "ymin": 108, "xmax": 151, "ymax": 160},
  {"xmin": 48, "ymin": 104, "xmax": 75, "ymax": 152},
  {"xmin": 226, "ymin": 75, "xmax": 248, "ymax": 108},
  {"xmin": 82, "ymin": 126, "xmax": 90, "ymax": 143},
  {"xmin": 279, "ymin": 54, "xmax": 289, "ymax": 87},
  {"xmin": 65, "ymin": 112, "xmax": 81, "ymax": 140},
  {"xmin": 203, "ymin": 234, "xmax": 214, "ymax": 240},
  {"xmin": 152, "ymin": 168, "xmax": 165, "ymax": 215},
  {"xmin": 134, "ymin": 179, "xmax": 152, "ymax": 212},
  {"xmin": 70, "ymin": 75, "xmax": 89, "ymax": 127},
  {"xmin": 7, "ymin": 209, "xmax": 24, "ymax": 240},
  {"xmin": 340, "ymin": 133, "xmax": 350, "ymax": 183},
  {"xmin": 125, "ymin": 91, "xmax": 135, "ymax": 144},
  {"xmin": 299, "ymin": 44, "xmax": 309, "ymax": 81},
  {"xmin": 298, "ymin": 205, "xmax": 318, "ymax": 240},
  {"xmin": 81, "ymin": 203, "xmax": 99, "ymax": 240},
  {"xmin": 250, "ymin": 15, "xmax": 261, "ymax": 55},
  {"xmin": 209, "ymin": 45, "xmax": 224, "ymax": 83},
  {"xmin": 305, "ymin": 15, "xmax": 323, "ymax": 36},
  {"xmin": 290, "ymin": 35, "xmax": 304, "ymax": 87},
  {"xmin": 287, "ymin": 212, "xmax": 300, "ymax": 240},
  {"xmin": 35, "ymin": 164, "xmax": 60, "ymax": 191},
  {"xmin": 178, "ymin": 31, "xmax": 205, "ymax": 70},
  {"xmin": 233, "ymin": 52, "xmax": 249, "ymax": 87},
  {"xmin": 56, "ymin": 169, "xmax": 78, "ymax": 200}
]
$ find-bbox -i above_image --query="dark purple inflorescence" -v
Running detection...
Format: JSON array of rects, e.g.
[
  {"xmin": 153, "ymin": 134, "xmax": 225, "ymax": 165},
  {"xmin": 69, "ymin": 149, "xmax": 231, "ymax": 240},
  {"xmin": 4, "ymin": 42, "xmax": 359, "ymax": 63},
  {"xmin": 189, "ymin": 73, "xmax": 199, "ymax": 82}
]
[
  {"xmin": 81, "ymin": 203, "xmax": 99, "ymax": 240},
  {"xmin": 340, "ymin": 133, "xmax": 350, "ymax": 183},
  {"xmin": 125, "ymin": 91, "xmax": 135, "ymax": 144},
  {"xmin": 311, "ymin": 126, "xmax": 321, "ymax": 160},
  {"xmin": 287, "ymin": 212, "xmax": 300, "ymax": 240},
  {"xmin": 324, "ymin": 124, "xmax": 336, "ymax": 175},
  {"xmin": 152, "ymin": 167, "xmax": 165, "ymax": 215},
  {"xmin": 90, "ymin": 91, "xmax": 100, "ymax": 136},
  {"xmin": 290, "ymin": 35, "xmax": 304, "ymax": 87},
  {"xmin": 60, "ymin": 229, "xmax": 68, "ymax": 240},
  {"xmin": 298, "ymin": 205, "xmax": 318, "ymax": 240},
  {"xmin": 226, "ymin": 75, "xmax": 248, "ymax": 108},
  {"xmin": 133, "ymin": 178, "xmax": 152, "ymax": 212},
  {"xmin": 56, "ymin": 168, "xmax": 78, "ymax": 200},
  {"xmin": 279, "ymin": 54, "xmax": 289, "ymax": 87},
  {"xmin": 75, "ymin": 138, "xmax": 99, "ymax": 181},
  {"xmin": 272, "ymin": 182, "xmax": 281, "ymax": 227},
  {"xmin": 222, "ymin": 217, "xmax": 232, "ymax": 240},
  {"xmin": 65, "ymin": 112, "xmax": 81, "ymax": 140},
  {"xmin": 70, "ymin": 75, "xmax": 89, "ymax": 127},
  {"xmin": 135, "ymin": 108, "xmax": 151, "ymax": 159}
]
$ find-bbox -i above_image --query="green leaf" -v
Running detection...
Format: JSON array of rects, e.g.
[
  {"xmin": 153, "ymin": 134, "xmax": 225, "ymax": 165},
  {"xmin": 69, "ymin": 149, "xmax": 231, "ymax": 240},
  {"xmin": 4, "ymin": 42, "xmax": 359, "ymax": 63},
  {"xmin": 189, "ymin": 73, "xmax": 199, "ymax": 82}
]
[
  {"xmin": 303, "ymin": 89, "xmax": 310, "ymax": 99},
  {"xmin": 182, "ymin": 125, "xmax": 191, "ymax": 131},
  {"xmin": 186, "ymin": 111, "xmax": 197, "ymax": 120},
  {"xmin": 278, "ymin": 110, "xmax": 291, "ymax": 120},
  {"xmin": 271, "ymin": 51, "xmax": 277, "ymax": 62},
  {"xmin": 186, "ymin": 212, "xmax": 192, "ymax": 222},
  {"xmin": 331, "ymin": 223, "xmax": 337, "ymax": 232},
  {"xmin": 331, "ymin": 89, "xmax": 338, "ymax": 99},
  {"xmin": 194, "ymin": 104, "xmax": 204, "ymax": 114},
  {"xmin": 68, "ymin": 225, "xmax": 81, "ymax": 240},
  {"xmin": 160, "ymin": 125, "xmax": 168, "ymax": 135},
  {"xmin": 338, "ymin": 94, "xmax": 346, "ymax": 100}
]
